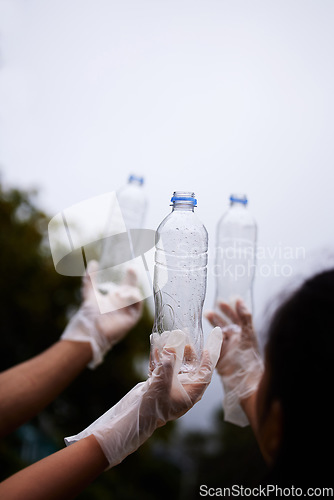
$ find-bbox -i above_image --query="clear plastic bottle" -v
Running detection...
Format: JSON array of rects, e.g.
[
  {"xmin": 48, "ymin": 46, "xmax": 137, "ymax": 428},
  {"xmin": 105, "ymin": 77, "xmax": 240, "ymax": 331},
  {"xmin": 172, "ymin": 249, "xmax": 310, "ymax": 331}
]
[
  {"xmin": 214, "ymin": 194, "xmax": 257, "ymax": 313},
  {"xmin": 116, "ymin": 175, "xmax": 147, "ymax": 232},
  {"xmin": 98, "ymin": 175, "xmax": 147, "ymax": 292},
  {"xmin": 151, "ymin": 191, "xmax": 208, "ymax": 373}
]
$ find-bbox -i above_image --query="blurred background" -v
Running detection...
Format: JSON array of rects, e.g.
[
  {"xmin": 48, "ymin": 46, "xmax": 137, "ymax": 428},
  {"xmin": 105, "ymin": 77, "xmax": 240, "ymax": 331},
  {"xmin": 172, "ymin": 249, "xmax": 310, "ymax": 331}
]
[{"xmin": 0, "ymin": 0, "xmax": 333, "ymax": 498}]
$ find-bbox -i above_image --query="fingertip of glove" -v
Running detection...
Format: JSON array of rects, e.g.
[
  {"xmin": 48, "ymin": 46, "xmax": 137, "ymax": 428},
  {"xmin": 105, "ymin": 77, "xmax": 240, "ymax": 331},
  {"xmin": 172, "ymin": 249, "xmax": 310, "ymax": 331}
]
[
  {"xmin": 236, "ymin": 299, "xmax": 250, "ymax": 314},
  {"xmin": 161, "ymin": 346, "xmax": 176, "ymax": 362},
  {"xmin": 164, "ymin": 329, "xmax": 186, "ymax": 351},
  {"xmin": 204, "ymin": 327, "xmax": 223, "ymax": 365},
  {"xmin": 212, "ymin": 326, "xmax": 223, "ymax": 342},
  {"xmin": 86, "ymin": 260, "xmax": 99, "ymax": 274},
  {"xmin": 123, "ymin": 266, "xmax": 138, "ymax": 287}
]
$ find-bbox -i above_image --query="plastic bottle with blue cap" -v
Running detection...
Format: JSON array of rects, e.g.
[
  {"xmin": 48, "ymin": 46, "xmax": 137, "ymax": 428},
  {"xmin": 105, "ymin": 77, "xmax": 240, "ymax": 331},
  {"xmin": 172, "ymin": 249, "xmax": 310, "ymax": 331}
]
[
  {"xmin": 98, "ymin": 174, "xmax": 147, "ymax": 292},
  {"xmin": 151, "ymin": 191, "xmax": 208, "ymax": 373},
  {"xmin": 117, "ymin": 175, "xmax": 146, "ymax": 229},
  {"xmin": 214, "ymin": 193, "xmax": 257, "ymax": 313}
]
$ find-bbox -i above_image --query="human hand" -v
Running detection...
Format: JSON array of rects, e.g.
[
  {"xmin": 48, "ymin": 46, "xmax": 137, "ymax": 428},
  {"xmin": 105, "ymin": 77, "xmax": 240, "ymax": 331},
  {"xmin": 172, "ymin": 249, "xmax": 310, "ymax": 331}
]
[
  {"xmin": 145, "ymin": 327, "xmax": 223, "ymax": 421},
  {"xmin": 205, "ymin": 300, "xmax": 263, "ymax": 426},
  {"xmin": 65, "ymin": 327, "xmax": 222, "ymax": 467},
  {"xmin": 206, "ymin": 300, "xmax": 260, "ymax": 377},
  {"xmin": 61, "ymin": 260, "xmax": 143, "ymax": 368}
]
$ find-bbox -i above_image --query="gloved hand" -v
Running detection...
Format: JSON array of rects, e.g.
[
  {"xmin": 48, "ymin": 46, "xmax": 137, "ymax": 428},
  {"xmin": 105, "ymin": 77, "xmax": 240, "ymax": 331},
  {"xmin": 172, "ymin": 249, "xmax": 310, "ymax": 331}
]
[
  {"xmin": 61, "ymin": 260, "xmax": 143, "ymax": 368},
  {"xmin": 65, "ymin": 327, "xmax": 223, "ymax": 468},
  {"xmin": 205, "ymin": 300, "xmax": 263, "ymax": 427}
]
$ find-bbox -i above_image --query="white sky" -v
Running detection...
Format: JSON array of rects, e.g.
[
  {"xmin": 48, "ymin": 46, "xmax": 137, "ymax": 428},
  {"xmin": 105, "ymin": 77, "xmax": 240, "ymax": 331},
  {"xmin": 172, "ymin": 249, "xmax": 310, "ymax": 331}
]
[{"xmin": 1, "ymin": 0, "xmax": 334, "ymax": 429}]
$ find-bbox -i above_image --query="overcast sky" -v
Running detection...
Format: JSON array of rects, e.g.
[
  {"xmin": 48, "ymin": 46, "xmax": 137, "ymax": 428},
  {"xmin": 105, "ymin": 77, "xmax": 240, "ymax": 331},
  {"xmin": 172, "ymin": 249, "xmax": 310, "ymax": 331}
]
[{"xmin": 1, "ymin": 0, "xmax": 334, "ymax": 429}]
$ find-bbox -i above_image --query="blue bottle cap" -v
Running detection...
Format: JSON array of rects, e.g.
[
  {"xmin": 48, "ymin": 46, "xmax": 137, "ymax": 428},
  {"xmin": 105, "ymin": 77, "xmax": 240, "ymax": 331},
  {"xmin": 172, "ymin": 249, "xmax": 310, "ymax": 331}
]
[
  {"xmin": 230, "ymin": 194, "xmax": 248, "ymax": 205},
  {"xmin": 129, "ymin": 175, "xmax": 144, "ymax": 185}
]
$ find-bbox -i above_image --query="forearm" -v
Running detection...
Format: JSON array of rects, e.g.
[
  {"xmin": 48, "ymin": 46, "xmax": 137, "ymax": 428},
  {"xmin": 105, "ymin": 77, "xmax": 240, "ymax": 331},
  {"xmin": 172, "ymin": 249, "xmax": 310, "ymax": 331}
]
[
  {"xmin": 0, "ymin": 435, "xmax": 108, "ymax": 500},
  {"xmin": 240, "ymin": 391, "xmax": 258, "ymax": 436},
  {"xmin": 0, "ymin": 340, "xmax": 92, "ymax": 437}
]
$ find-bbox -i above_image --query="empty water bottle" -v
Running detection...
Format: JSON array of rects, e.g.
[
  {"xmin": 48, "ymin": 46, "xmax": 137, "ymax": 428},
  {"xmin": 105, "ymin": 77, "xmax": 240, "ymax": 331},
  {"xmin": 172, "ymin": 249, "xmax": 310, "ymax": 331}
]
[
  {"xmin": 116, "ymin": 175, "xmax": 147, "ymax": 232},
  {"xmin": 98, "ymin": 175, "xmax": 147, "ymax": 292},
  {"xmin": 214, "ymin": 194, "xmax": 257, "ymax": 313},
  {"xmin": 151, "ymin": 191, "xmax": 208, "ymax": 373}
]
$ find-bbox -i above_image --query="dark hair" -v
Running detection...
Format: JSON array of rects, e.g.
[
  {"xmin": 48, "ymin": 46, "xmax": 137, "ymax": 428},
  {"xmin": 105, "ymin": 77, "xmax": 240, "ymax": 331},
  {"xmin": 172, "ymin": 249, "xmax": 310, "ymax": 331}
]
[{"xmin": 263, "ymin": 269, "xmax": 334, "ymax": 486}]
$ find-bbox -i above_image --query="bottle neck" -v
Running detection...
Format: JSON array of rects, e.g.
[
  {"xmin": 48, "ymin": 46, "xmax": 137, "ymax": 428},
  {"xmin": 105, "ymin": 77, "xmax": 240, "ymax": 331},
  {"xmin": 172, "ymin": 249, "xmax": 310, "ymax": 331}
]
[
  {"xmin": 129, "ymin": 179, "xmax": 143, "ymax": 188},
  {"xmin": 172, "ymin": 203, "xmax": 195, "ymax": 212},
  {"xmin": 230, "ymin": 201, "xmax": 247, "ymax": 209}
]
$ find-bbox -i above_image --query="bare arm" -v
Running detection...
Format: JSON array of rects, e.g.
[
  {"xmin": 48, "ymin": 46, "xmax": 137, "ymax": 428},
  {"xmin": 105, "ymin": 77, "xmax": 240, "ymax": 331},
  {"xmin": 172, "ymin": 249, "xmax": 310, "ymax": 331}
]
[
  {"xmin": 0, "ymin": 435, "xmax": 108, "ymax": 500},
  {"xmin": 240, "ymin": 392, "xmax": 258, "ymax": 435},
  {"xmin": 0, "ymin": 340, "xmax": 92, "ymax": 438}
]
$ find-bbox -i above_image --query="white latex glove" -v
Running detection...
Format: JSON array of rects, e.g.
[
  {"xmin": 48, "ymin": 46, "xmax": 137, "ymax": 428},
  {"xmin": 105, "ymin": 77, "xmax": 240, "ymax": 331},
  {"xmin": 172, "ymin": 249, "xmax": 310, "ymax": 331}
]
[
  {"xmin": 205, "ymin": 300, "xmax": 264, "ymax": 427},
  {"xmin": 61, "ymin": 260, "xmax": 143, "ymax": 368},
  {"xmin": 65, "ymin": 327, "xmax": 222, "ymax": 468}
]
